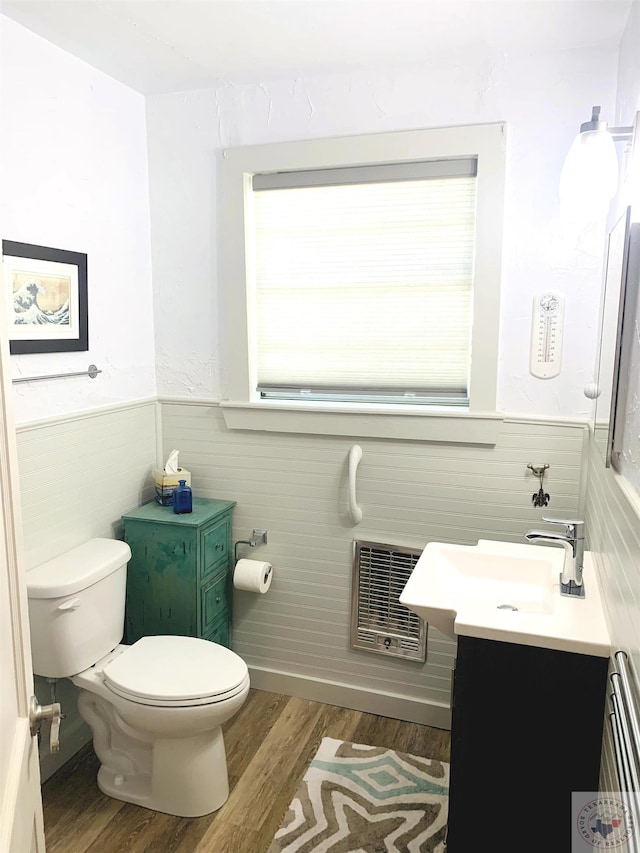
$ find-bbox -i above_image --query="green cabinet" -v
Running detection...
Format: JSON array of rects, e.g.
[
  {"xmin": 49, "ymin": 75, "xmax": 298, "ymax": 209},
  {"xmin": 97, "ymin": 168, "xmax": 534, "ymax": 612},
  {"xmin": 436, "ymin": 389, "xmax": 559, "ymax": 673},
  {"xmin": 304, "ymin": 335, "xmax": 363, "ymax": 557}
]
[{"xmin": 122, "ymin": 498, "xmax": 236, "ymax": 647}]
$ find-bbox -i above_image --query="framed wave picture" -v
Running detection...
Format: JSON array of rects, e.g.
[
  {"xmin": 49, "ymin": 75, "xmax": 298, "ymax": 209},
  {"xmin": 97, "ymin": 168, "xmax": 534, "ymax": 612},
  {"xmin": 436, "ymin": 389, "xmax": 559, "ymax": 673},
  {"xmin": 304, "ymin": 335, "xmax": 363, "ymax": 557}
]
[{"xmin": 3, "ymin": 240, "xmax": 88, "ymax": 354}]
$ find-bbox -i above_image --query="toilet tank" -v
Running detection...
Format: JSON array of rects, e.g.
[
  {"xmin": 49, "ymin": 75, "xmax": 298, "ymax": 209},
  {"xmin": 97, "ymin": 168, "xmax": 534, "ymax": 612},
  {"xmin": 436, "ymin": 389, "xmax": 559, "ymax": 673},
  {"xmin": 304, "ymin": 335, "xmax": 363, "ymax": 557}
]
[{"xmin": 26, "ymin": 538, "xmax": 131, "ymax": 678}]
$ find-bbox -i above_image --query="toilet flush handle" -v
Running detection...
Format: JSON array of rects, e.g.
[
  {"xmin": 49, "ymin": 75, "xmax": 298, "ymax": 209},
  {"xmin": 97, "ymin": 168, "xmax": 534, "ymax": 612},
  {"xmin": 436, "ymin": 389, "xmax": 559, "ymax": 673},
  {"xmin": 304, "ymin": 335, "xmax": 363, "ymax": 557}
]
[{"xmin": 57, "ymin": 598, "xmax": 81, "ymax": 611}]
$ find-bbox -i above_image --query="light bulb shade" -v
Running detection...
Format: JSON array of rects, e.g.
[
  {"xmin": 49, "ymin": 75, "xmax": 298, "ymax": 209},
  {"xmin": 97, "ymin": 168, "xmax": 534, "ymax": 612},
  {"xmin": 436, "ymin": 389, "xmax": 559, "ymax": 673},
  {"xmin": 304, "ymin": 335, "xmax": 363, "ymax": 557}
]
[{"xmin": 559, "ymin": 129, "xmax": 619, "ymax": 218}]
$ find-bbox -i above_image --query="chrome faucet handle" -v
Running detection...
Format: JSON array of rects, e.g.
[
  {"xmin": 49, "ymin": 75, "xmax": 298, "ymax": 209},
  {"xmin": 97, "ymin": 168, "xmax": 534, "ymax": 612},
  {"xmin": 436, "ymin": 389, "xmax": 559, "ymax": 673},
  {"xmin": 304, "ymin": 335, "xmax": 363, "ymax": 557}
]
[{"xmin": 541, "ymin": 517, "xmax": 584, "ymax": 536}]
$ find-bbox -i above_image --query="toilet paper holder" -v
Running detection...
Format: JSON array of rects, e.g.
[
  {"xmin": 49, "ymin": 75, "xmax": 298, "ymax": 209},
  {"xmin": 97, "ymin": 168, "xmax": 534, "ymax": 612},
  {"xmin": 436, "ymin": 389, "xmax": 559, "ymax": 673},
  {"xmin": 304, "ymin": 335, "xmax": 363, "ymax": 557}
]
[{"xmin": 234, "ymin": 528, "xmax": 268, "ymax": 562}]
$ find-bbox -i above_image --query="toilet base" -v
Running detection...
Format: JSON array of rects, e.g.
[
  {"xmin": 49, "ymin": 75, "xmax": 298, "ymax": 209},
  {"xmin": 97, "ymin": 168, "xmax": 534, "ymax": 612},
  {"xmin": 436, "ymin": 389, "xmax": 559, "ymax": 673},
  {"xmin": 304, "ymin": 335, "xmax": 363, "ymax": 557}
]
[
  {"xmin": 97, "ymin": 727, "xmax": 229, "ymax": 817},
  {"xmin": 76, "ymin": 688, "xmax": 234, "ymax": 817}
]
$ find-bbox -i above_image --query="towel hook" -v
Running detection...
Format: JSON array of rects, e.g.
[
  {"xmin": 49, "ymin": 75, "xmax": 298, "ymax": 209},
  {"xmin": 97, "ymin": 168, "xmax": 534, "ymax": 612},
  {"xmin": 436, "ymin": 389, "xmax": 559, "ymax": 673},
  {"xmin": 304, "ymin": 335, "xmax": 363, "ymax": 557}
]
[{"xmin": 528, "ymin": 464, "xmax": 550, "ymax": 508}]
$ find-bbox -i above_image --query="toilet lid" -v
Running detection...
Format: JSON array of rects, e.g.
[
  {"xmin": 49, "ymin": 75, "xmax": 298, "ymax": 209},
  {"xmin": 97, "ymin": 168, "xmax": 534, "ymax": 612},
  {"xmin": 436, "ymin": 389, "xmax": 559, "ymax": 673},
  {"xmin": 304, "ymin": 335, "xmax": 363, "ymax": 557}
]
[{"xmin": 102, "ymin": 636, "xmax": 248, "ymax": 703}]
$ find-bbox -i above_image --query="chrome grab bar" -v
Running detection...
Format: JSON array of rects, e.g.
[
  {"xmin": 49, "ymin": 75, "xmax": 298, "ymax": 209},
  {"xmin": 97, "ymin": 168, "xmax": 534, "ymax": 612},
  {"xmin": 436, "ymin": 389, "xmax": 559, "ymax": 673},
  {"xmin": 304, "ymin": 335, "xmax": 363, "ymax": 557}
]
[
  {"xmin": 609, "ymin": 650, "xmax": 640, "ymax": 851},
  {"xmin": 610, "ymin": 686, "xmax": 638, "ymax": 792},
  {"xmin": 615, "ymin": 650, "xmax": 640, "ymax": 769}
]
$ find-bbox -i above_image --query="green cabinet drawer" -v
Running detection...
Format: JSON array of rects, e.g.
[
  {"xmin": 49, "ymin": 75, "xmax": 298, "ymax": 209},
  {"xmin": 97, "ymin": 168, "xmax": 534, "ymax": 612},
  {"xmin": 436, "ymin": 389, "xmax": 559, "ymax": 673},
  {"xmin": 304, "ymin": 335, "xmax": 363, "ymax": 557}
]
[
  {"xmin": 200, "ymin": 572, "xmax": 229, "ymax": 634},
  {"xmin": 203, "ymin": 614, "xmax": 231, "ymax": 648},
  {"xmin": 122, "ymin": 498, "xmax": 235, "ymax": 648},
  {"xmin": 123, "ymin": 526, "xmax": 199, "ymax": 641},
  {"xmin": 201, "ymin": 517, "xmax": 230, "ymax": 579}
]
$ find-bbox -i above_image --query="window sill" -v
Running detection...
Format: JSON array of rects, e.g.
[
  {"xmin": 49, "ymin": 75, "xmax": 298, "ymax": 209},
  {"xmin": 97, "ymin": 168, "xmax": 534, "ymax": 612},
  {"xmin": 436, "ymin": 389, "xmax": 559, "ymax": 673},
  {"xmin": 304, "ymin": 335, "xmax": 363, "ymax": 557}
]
[{"xmin": 220, "ymin": 400, "xmax": 503, "ymax": 445}]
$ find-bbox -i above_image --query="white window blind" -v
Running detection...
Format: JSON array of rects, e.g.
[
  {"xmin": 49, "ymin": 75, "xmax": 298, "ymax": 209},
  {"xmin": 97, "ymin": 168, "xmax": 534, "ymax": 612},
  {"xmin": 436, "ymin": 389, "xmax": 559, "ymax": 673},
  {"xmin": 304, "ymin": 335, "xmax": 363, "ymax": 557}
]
[{"xmin": 252, "ymin": 159, "xmax": 478, "ymax": 405}]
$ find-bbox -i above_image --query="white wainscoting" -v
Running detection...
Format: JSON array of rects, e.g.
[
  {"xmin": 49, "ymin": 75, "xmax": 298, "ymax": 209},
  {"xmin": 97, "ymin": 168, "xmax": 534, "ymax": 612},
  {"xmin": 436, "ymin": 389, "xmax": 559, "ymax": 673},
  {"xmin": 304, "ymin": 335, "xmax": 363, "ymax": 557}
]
[
  {"xmin": 15, "ymin": 399, "xmax": 158, "ymax": 780},
  {"xmin": 16, "ymin": 400, "xmax": 158, "ymax": 570},
  {"xmin": 161, "ymin": 399, "xmax": 586, "ymax": 728},
  {"xmin": 586, "ymin": 434, "xmax": 640, "ymax": 793}
]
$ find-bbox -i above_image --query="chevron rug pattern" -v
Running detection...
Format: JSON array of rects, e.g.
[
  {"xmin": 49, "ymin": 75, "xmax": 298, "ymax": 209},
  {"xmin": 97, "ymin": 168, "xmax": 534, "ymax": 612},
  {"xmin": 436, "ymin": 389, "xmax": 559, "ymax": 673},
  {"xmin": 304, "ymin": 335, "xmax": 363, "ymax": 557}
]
[{"xmin": 267, "ymin": 737, "xmax": 449, "ymax": 853}]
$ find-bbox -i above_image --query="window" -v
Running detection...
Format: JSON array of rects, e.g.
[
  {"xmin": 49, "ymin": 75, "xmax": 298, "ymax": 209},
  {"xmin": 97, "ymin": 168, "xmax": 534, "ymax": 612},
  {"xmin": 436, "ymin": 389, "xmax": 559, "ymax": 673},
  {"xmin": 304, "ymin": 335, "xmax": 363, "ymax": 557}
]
[
  {"xmin": 253, "ymin": 160, "xmax": 477, "ymax": 406},
  {"xmin": 219, "ymin": 124, "xmax": 506, "ymax": 442}
]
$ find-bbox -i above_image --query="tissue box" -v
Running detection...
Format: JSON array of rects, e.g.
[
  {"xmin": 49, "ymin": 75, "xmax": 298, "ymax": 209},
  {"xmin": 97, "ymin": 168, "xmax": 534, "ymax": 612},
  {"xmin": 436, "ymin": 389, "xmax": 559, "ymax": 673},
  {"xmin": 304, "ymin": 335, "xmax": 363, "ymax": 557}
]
[{"xmin": 154, "ymin": 468, "xmax": 191, "ymax": 506}]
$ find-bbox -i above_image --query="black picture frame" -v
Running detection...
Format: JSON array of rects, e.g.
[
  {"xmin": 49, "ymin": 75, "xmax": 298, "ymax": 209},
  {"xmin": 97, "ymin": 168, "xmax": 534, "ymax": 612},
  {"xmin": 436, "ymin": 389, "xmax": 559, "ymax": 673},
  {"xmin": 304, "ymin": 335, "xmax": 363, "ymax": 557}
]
[{"xmin": 3, "ymin": 240, "xmax": 88, "ymax": 354}]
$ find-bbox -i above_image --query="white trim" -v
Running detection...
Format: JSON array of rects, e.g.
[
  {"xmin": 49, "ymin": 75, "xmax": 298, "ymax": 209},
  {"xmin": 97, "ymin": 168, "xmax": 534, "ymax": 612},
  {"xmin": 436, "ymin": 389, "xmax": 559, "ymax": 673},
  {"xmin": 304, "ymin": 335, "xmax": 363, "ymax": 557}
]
[
  {"xmin": 14, "ymin": 395, "xmax": 594, "ymax": 435},
  {"xmin": 0, "ymin": 721, "xmax": 30, "ymax": 853},
  {"xmin": 218, "ymin": 122, "xmax": 507, "ymax": 439},
  {"xmin": 159, "ymin": 396, "xmax": 221, "ymax": 407},
  {"xmin": 247, "ymin": 665, "xmax": 451, "ymax": 730},
  {"xmin": 0, "ymin": 253, "xmax": 45, "ymax": 849},
  {"xmin": 159, "ymin": 396, "xmax": 593, "ymax": 430},
  {"xmin": 221, "ymin": 400, "xmax": 503, "ymax": 444},
  {"xmin": 578, "ymin": 426, "xmax": 591, "ymax": 519},
  {"xmin": 154, "ymin": 401, "xmax": 164, "ymax": 470},
  {"xmin": 504, "ymin": 415, "xmax": 590, "ymax": 429},
  {"xmin": 14, "ymin": 397, "xmax": 157, "ymax": 433}
]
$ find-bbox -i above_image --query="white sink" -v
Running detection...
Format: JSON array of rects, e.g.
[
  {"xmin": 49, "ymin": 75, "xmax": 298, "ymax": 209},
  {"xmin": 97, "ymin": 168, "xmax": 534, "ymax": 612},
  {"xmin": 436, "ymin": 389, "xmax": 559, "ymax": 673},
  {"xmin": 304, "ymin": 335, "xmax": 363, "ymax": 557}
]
[
  {"xmin": 399, "ymin": 539, "xmax": 610, "ymax": 656},
  {"xmin": 400, "ymin": 540, "xmax": 556, "ymax": 639}
]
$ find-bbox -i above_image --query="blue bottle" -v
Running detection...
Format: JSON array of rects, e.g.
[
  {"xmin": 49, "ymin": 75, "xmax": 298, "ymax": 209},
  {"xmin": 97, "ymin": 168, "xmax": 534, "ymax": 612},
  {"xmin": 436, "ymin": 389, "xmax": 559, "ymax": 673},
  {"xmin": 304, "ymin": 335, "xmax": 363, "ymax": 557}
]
[{"xmin": 173, "ymin": 479, "xmax": 193, "ymax": 514}]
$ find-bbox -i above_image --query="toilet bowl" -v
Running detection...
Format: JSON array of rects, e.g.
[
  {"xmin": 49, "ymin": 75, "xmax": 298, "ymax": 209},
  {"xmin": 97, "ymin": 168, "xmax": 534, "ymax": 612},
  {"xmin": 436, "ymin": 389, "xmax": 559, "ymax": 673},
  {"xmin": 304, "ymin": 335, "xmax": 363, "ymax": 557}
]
[{"xmin": 26, "ymin": 538, "xmax": 250, "ymax": 817}]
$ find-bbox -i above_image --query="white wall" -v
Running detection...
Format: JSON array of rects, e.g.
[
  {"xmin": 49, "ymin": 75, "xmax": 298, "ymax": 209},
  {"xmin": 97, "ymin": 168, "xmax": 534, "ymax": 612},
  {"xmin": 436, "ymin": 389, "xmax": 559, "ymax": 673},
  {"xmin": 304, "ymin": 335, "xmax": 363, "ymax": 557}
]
[
  {"xmin": 616, "ymin": 0, "xmax": 640, "ymax": 131},
  {"xmin": 586, "ymin": 0, "xmax": 640, "ymax": 793},
  {"xmin": 614, "ymin": 0, "xmax": 640, "ymax": 493},
  {"xmin": 147, "ymin": 44, "xmax": 619, "ymax": 419},
  {"xmin": 163, "ymin": 401, "xmax": 586, "ymax": 724},
  {"xmin": 0, "ymin": 16, "xmax": 160, "ymax": 779},
  {"xmin": 146, "ymin": 30, "xmax": 621, "ymax": 723},
  {"xmin": 0, "ymin": 16, "xmax": 157, "ymax": 423}
]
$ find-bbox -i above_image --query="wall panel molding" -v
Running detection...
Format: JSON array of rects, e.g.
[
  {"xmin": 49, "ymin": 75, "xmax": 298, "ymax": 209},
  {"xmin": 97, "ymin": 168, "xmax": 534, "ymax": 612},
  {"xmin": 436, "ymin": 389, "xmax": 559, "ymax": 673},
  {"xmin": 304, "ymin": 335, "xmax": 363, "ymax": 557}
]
[
  {"xmin": 585, "ymin": 436, "xmax": 640, "ymax": 793},
  {"xmin": 16, "ymin": 401, "xmax": 158, "ymax": 781},
  {"xmin": 162, "ymin": 400, "xmax": 586, "ymax": 722},
  {"xmin": 15, "ymin": 397, "xmax": 158, "ymax": 434}
]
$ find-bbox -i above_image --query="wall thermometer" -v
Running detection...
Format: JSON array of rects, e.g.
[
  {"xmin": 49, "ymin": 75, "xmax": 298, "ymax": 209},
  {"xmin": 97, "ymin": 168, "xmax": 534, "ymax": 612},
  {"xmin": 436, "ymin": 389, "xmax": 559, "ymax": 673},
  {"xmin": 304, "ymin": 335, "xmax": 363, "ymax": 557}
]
[{"xmin": 530, "ymin": 291, "xmax": 564, "ymax": 379}]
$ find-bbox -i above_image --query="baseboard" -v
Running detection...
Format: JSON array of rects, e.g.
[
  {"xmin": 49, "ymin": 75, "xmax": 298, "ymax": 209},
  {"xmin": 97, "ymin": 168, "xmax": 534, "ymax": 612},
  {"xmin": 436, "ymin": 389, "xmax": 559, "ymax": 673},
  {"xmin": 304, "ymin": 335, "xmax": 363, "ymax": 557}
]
[
  {"xmin": 39, "ymin": 716, "xmax": 92, "ymax": 783},
  {"xmin": 247, "ymin": 665, "xmax": 452, "ymax": 730}
]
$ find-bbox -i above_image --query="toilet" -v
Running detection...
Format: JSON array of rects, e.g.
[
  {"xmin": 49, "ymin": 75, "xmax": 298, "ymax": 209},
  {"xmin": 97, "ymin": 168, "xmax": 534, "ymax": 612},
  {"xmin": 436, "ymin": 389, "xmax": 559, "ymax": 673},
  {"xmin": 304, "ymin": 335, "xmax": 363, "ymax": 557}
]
[{"xmin": 26, "ymin": 538, "xmax": 250, "ymax": 817}]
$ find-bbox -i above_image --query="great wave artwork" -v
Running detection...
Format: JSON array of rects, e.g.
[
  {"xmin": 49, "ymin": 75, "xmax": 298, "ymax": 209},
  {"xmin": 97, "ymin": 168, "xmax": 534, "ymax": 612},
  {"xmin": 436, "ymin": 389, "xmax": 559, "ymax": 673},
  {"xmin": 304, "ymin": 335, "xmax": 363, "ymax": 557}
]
[
  {"xmin": 3, "ymin": 239, "xmax": 88, "ymax": 353},
  {"xmin": 12, "ymin": 275, "xmax": 70, "ymax": 326}
]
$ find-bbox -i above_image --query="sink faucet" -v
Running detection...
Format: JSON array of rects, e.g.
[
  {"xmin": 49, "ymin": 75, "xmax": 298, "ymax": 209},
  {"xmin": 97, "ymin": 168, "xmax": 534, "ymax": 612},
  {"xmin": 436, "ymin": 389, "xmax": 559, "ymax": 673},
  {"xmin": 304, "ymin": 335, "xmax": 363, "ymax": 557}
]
[{"xmin": 524, "ymin": 517, "xmax": 585, "ymax": 598}]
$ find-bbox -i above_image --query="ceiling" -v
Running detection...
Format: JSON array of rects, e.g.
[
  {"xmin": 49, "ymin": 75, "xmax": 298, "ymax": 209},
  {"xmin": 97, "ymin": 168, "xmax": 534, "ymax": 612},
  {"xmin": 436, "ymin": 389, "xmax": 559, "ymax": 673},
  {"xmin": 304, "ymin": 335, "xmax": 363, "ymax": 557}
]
[{"xmin": 1, "ymin": 0, "xmax": 632, "ymax": 95}]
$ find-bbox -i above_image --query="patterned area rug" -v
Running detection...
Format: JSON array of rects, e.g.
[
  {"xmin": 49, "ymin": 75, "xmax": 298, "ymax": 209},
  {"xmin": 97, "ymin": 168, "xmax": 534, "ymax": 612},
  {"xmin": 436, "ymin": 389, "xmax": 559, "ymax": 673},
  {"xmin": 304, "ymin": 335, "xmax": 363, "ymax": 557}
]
[{"xmin": 267, "ymin": 737, "xmax": 449, "ymax": 853}]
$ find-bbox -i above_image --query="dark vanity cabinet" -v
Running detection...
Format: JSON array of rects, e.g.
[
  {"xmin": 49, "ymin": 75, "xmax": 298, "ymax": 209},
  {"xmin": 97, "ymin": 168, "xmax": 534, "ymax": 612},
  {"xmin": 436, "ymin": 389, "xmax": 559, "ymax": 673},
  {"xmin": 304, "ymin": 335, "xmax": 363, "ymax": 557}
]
[
  {"xmin": 446, "ymin": 635, "xmax": 609, "ymax": 852},
  {"xmin": 122, "ymin": 498, "xmax": 236, "ymax": 647}
]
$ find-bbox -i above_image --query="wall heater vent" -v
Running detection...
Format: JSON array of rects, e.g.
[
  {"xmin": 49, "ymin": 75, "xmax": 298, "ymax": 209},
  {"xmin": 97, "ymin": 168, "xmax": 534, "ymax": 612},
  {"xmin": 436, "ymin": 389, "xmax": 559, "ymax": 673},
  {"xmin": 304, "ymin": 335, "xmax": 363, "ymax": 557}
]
[{"xmin": 351, "ymin": 540, "xmax": 426, "ymax": 662}]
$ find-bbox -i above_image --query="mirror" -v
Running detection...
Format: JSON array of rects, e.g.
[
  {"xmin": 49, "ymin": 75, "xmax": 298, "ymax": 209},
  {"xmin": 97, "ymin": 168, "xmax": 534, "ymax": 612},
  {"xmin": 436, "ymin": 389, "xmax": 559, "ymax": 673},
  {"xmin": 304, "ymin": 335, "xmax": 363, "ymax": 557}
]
[
  {"xmin": 592, "ymin": 209, "xmax": 631, "ymax": 460},
  {"xmin": 607, "ymin": 218, "xmax": 640, "ymax": 476},
  {"xmin": 593, "ymin": 207, "xmax": 640, "ymax": 473}
]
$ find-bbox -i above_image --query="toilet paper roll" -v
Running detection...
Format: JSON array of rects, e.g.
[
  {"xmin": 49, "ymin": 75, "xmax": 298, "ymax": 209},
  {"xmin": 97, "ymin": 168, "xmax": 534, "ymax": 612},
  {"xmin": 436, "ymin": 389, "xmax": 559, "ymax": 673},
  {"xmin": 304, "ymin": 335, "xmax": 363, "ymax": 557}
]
[{"xmin": 233, "ymin": 559, "xmax": 273, "ymax": 593}]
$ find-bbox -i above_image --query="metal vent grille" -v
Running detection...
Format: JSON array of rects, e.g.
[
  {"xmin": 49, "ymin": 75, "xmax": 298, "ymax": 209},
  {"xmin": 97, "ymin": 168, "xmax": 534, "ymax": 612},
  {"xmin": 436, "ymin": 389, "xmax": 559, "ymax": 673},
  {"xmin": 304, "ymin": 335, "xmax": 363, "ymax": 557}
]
[{"xmin": 351, "ymin": 540, "xmax": 426, "ymax": 662}]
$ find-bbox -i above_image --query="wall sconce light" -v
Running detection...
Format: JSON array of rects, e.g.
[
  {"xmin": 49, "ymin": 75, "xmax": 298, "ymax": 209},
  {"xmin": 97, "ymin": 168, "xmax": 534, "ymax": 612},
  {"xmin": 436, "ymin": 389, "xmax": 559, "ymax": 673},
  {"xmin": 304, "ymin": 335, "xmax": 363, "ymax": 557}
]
[{"xmin": 559, "ymin": 105, "xmax": 638, "ymax": 219}]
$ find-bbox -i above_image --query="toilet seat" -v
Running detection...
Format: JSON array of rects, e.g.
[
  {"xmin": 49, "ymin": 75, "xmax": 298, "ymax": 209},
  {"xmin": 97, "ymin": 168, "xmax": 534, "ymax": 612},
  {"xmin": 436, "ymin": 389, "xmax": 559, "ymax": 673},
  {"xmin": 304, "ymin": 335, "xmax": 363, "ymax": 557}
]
[{"xmin": 102, "ymin": 635, "xmax": 249, "ymax": 707}]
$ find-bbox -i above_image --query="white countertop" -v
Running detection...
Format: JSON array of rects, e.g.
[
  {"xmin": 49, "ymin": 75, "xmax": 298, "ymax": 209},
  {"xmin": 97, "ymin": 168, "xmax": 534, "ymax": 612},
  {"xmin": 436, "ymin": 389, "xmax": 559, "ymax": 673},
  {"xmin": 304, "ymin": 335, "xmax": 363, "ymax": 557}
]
[{"xmin": 453, "ymin": 543, "xmax": 611, "ymax": 657}]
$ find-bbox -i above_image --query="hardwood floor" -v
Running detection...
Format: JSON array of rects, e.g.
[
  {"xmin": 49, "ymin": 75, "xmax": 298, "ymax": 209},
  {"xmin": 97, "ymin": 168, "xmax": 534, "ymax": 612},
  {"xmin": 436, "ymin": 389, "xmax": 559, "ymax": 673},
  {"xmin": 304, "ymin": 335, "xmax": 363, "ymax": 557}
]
[{"xmin": 42, "ymin": 689, "xmax": 450, "ymax": 853}]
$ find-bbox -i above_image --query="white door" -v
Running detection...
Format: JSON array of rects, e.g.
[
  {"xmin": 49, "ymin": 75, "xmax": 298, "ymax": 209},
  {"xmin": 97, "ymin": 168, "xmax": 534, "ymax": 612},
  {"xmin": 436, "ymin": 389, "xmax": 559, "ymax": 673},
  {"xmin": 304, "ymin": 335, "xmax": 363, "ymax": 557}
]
[{"xmin": 0, "ymin": 271, "xmax": 46, "ymax": 851}]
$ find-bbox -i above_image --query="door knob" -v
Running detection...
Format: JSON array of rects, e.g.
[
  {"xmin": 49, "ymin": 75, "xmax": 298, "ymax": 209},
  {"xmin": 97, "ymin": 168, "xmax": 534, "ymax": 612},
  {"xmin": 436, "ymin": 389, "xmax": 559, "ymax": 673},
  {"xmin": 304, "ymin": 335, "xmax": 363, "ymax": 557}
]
[{"xmin": 29, "ymin": 695, "xmax": 62, "ymax": 753}]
